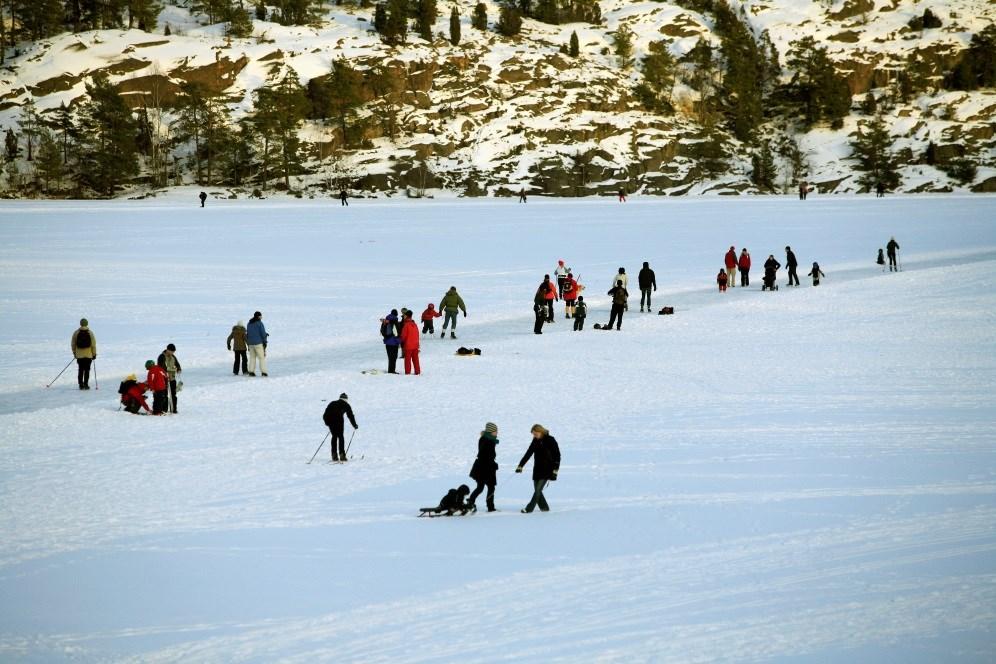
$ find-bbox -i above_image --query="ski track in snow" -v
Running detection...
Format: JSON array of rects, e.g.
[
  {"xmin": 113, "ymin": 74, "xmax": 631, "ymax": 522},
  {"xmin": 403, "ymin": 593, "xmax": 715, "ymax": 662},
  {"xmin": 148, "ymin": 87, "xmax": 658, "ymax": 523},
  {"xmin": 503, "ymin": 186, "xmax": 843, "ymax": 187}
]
[{"xmin": 1, "ymin": 196, "xmax": 996, "ymax": 661}]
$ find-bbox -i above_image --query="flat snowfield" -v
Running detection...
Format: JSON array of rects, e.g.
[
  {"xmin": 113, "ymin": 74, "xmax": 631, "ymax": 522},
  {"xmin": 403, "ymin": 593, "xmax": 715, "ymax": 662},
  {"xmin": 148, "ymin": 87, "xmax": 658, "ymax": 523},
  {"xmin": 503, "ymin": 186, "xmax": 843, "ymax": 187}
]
[{"xmin": 2, "ymin": 194, "xmax": 996, "ymax": 663}]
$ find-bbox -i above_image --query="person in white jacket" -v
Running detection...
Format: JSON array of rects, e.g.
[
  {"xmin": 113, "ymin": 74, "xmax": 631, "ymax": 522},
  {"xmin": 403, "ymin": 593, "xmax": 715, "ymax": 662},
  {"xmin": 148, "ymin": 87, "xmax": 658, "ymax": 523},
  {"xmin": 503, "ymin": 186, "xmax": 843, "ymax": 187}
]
[{"xmin": 554, "ymin": 260, "xmax": 570, "ymax": 298}]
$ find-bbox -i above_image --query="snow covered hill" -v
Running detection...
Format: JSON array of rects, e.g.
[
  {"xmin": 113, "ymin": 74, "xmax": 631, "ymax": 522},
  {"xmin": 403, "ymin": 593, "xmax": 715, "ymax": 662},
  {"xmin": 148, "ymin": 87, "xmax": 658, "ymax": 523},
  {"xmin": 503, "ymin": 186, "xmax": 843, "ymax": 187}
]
[
  {"xmin": 0, "ymin": 0, "xmax": 994, "ymax": 197},
  {"xmin": 1, "ymin": 195, "xmax": 995, "ymax": 661}
]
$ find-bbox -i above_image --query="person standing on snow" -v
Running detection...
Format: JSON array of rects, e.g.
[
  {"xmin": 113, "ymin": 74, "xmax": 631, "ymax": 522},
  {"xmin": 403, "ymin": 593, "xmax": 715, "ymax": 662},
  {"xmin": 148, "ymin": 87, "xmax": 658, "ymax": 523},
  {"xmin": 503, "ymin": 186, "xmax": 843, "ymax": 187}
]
[
  {"xmin": 562, "ymin": 271, "xmax": 580, "ymax": 318},
  {"xmin": 227, "ymin": 320, "xmax": 248, "ymax": 375},
  {"xmin": 618, "ymin": 188, "xmax": 627, "ymax": 203},
  {"xmin": 886, "ymin": 237, "xmax": 900, "ymax": 272},
  {"xmin": 71, "ymin": 318, "xmax": 96, "ymax": 390},
  {"xmin": 638, "ymin": 261, "xmax": 656, "ymax": 312},
  {"xmin": 533, "ymin": 282, "xmax": 548, "ymax": 335},
  {"xmin": 518, "ymin": 189, "xmax": 527, "ymax": 203},
  {"xmin": 157, "ymin": 343, "xmax": 182, "ymax": 414},
  {"xmin": 785, "ymin": 246, "xmax": 800, "ymax": 287},
  {"xmin": 381, "ymin": 309, "xmax": 401, "ymax": 374},
  {"xmin": 717, "ymin": 269, "xmax": 728, "ymax": 292},
  {"xmin": 145, "ymin": 360, "xmax": 168, "ymax": 415},
  {"xmin": 339, "ymin": 189, "xmax": 349, "ymax": 206},
  {"xmin": 399, "ymin": 310, "xmax": 421, "ymax": 375},
  {"xmin": 738, "ymin": 248, "xmax": 751, "ymax": 287},
  {"xmin": 763, "ymin": 254, "xmax": 781, "ymax": 291},
  {"xmin": 323, "ymin": 393, "xmax": 358, "ymax": 462},
  {"xmin": 468, "ymin": 422, "xmax": 500, "ymax": 512},
  {"xmin": 541, "ymin": 274, "xmax": 558, "ymax": 323},
  {"xmin": 516, "ymin": 424, "xmax": 560, "ymax": 513},
  {"xmin": 724, "ymin": 246, "xmax": 738, "ymax": 288},
  {"xmin": 808, "ymin": 262, "xmax": 826, "ymax": 286},
  {"xmin": 199, "ymin": 191, "xmax": 207, "ymax": 207},
  {"xmin": 421, "ymin": 303, "xmax": 441, "ymax": 334},
  {"xmin": 246, "ymin": 311, "xmax": 268, "ymax": 376},
  {"xmin": 438, "ymin": 286, "xmax": 467, "ymax": 339},
  {"xmin": 573, "ymin": 295, "xmax": 587, "ymax": 331},
  {"xmin": 555, "ymin": 260, "xmax": 570, "ymax": 298},
  {"xmin": 610, "ymin": 267, "xmax": 629, "ymax": 310},
  {"xmin": 607, "ymin": 280, "xmax": 629, "ymax": 330}
]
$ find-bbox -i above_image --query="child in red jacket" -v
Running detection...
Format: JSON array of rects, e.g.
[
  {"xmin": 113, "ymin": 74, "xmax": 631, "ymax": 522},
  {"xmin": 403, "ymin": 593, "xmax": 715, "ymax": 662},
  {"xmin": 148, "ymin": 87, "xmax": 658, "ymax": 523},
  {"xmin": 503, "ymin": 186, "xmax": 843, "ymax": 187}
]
[
  {"xmin": 421, "ymin": 303, "xmax": 441, "ymax": 334},
  {"xmin": 145, "ymin": 360, "xmax": 168, "ymax": 414},
  {"xmin": 717, "ymin": 269, "xmax": 728, "ymax": 292}
]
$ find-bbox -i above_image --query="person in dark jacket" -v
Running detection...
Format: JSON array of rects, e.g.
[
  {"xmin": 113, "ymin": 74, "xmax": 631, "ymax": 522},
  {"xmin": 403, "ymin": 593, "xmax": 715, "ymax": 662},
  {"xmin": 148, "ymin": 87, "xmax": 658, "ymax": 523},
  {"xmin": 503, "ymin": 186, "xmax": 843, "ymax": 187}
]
[
  {"xmin": 246, "ymin": 311, "xmax": 268, "ymax": 376},
  {"xmin": 533, "ymin": 282, "xmax": 547, "ymax": 334},
  {"xmin": 573, "ymin": 296, "xmax": 587, "ymax": 331},
  {"xmin": 808, "ymin": 262, "xmax": 826, "ymax": 286},
  {"xmin": 381, "ymin": 310, "xmax": 401, "ymax": 374},
  {"xmin": 607, "ymin": 281, "xmax": 629, "ymax": 330},
  {"xmin": 227, "ymin": 320, "xmax": 248, "ymax": 375},
  {"xmin": 516, "ymin": 424, "xmax": 561, "ymax": 513},
  {"xmin": 157, "ymin": 343, "xmax": 182, "ymax": 414},
  {"xmin": 738, "ymin": 248, "xmax": 751, "ymax": 287},
  {"xmin": 323, "ymin": 393, "xmax": 358, "ymax": 462},
  {"xmin": 340, "ymin": 189, "xmax": 349, "ymax": 206},
  {"xmin": 763, "ymin": 255, "xmax": 781, "ymax": 291},
  {"xmin": 638, "ymin": 261, "xmax": 656, "ymax": 312},
  {"xmin": 886, "ymin": 237, "xmax": 900, "ymax": 272},
  {"xmin": 199, "ymin": 191, "xmax": 207, "ymax": 207},
  {"xmin": 468, "ymin": 422, "xmax": 500, "ymax": 512},
  {"xmin": 785, "ymin": 246, "xmax": 800, "ymax": 286},
  {"xmin": 436, "ymin": 485, "xmax": 471, "ymax": 514},
  {"xmin": 71, "ymin": 318, "xmax": 96, "ymax": 390}
]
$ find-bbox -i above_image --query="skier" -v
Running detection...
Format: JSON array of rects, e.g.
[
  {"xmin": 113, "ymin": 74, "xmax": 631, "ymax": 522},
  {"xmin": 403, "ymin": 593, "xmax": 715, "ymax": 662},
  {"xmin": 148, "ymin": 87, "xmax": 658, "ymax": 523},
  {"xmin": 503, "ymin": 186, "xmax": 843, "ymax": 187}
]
[
  {"xmin": 762, "ymin": 254, "xmax": 781, "ymax": 291},
  {"xmin": 118, "ymin": 375, "xmax": 152, "ymax": 414},
  {"xmin": 399, "ymin": 310, "xmax": 421, "ymax": 375},
  {"xmin": 157, "ymin": 343, "xmax": 182, "ymax": 414},
  {"xmin": 227, "ymin": 320, "xmax": 248, "ymax": 375},
  {"xmin": 876, "ymin": 181, "xmax": 885, "ymax": 198},
  {"xmin": 199, "ymin": 191, "xmax": 207, "ymax": 207},
  {"xmin": 420, "ymin": 303, "xmax": 441, "ymax": 334},
  {"xmin": 785, "ymin": 246, "xmax": 800, "ymax": 287},
  {"xmin": 717, "ymin": 268, "xmax": 728, "ymax": 292},
  {"xmin": 738, "ymin": 248, "xmax": 751, "ymax": 287},
  {"xmin": 724, "ymin": 246, "xmax": 738, "ymax": 288},
  {"xmin": 438, "ymin": 286, "xmax": 467, "ymax": 339},
  {"xmin": 607, "ymin": 280, "xmax": 629, "ymax": 330},
  {"xmin": 145, "ymin": 360, "xmax": 168, "ymax": 415},
  {"xmin": 555, "ymin": 260, "xmax": 570, "ymax": 298},
  {"xmin": 246, "ymin": 311, "xmax": 268, "ymax": 376},
  {"xmin": 71, "ymin": 318, "xmax": 96, "ymax": 390},
  {"xmin": 533, "ymin": 282, "xmax": 547, "ymax": 335},
  {"xmin": 518, "ymin": 189, "xmax": 527, "ymax": 203},
  {"xmin": 618, "ymin": 187, "xmax": 627, "ymax": 203},
  {"xmin": 638, "ymin": 261, "xmax": 656, "ymax": 312},
  {"xmin": 886, "ymin": 237, "xmax": 900, "ymax": 272},
  {"xmin": 573, "ymin": 296, "xmax": 587, "ymax": 331},
  {"xmin": 515, "ymin": 424, "xmax": 560, "ymax": 513},
  {"xmin": 877, "ymin": 248, "xmax": 886, "ymax": 268},
  {"xmin": 468, "ymin": 422, "xmax": 499, "ymax": 512},
  {"xmin": 381, "ymin": 309, "xmax": 401, "ymax": 374},
  {"xmin": 323, "ymin": 392, "xmax": 358, "ymax": 462},
  {"xmin": 541, "ymin": 274, "xmax": 558, "ymax": 322},
  {"xmin": 339, "ymin": 189, "xmax": 349, "ymax": 206},
  {"xmin": 562, "ymin": 271, "xmax": 580, "ymax": 318},
  {"xmin": 808, "ymin": 262, "xmax": 826, "ymax": 286}
]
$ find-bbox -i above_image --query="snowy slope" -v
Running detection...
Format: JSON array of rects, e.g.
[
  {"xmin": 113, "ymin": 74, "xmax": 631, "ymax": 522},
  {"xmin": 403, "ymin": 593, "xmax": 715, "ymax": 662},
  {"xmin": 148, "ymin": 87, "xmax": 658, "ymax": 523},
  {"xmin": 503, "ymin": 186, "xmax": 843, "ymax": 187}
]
[{"xmin": 1, "ymin": 195, "xmax": 996, "ymax": 661}]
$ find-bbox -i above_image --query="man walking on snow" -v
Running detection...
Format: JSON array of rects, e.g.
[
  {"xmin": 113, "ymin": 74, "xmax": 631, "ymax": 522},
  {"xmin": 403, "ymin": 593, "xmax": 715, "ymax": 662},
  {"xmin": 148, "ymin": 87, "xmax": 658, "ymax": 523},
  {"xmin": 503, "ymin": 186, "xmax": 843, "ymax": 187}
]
[
  {"xmin": 725, "ymin": 247, "xmax": 738, "ymax": 288},
  {"xmin": 638, "ymin": 261, "xmax": 656, "ymax": 312},
  {"xmin": 887, "ymin": 237, "xmax": 900, "ymax": 272},
  {"xmin": 438, "ymin": 287, "xmax": 467, "ymax": 339},
  {"xmin": 785, "ymin": 246, "xmax": 800, "ymax": 287},
  {"xmin": 323, "ymin": 393, "xmax": 358, "ymax": 462}
]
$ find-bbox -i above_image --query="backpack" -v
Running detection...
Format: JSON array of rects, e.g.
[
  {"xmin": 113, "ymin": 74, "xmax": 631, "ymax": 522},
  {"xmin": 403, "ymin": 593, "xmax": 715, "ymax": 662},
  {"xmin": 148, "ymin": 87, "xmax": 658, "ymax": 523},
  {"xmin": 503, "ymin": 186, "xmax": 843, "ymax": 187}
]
[
  {"xmin": 118, "ymin": 379, "xmax": 136, "ymax": 395},
  {"xmin": 380, "ymin": 320, "xmax": 392, "ymax": 339},
  {"xmin": 76, "ymin": 329, "xmax": 92, "ymax": 349},
  {"xmin": 575, "ymin": 302, "xmax": 587, "ymax": 317}
]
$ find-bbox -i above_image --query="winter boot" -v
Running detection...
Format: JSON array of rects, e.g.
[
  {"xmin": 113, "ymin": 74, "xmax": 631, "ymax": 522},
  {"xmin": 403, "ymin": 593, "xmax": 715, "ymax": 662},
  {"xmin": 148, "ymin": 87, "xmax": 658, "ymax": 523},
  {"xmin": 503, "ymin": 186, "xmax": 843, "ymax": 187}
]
[
  {"xmin": 450, "ymin": 331, "xmax": 456, "ymax": 339},
  {"xmin": 440, "ymin": 331, "xmax": 445, "ymax": 338}
]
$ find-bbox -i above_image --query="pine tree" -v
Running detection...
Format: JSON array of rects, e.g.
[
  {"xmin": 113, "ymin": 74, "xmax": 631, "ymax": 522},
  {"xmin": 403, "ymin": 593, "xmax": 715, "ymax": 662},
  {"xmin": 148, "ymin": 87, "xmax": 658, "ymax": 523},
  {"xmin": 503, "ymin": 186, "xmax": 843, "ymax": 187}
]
[
  {"xmin": 221, "ymin": 119, "xmax": 257, "ymax": 185},
  {"xmin": 374, "ymin": 3, "xmax": 387, "ymax": 34},
  {"xmin": 228, "ymin": 3, "xmax": 254, "ymax": 37},
  {"xmin": 4, "ymin": 128, "xmax": 18, "ymax": 161},
  {"xmin": 18, "ymin": 99, "xmax": 41, "ymax": 162},
  {"xmin": 126, "ymin": 0, "xmax": 162, "ymax": 30},
  {"xmin": 382, "ymin": 0, "xmax": 408, "ymax": 45},
  {"xmin": 192, "ymin": 0, "xmax": 231, "ymax": 23},
  {"xmin": 273, "ymin": 0, "xmax": 323, "ymax": 25},
  {"xmin": 750, "ymin": 141, "xmax": 776, "ymax": 191},
  {"xmin": 471, "ymin": 2, "xmax": 487, "ymax": 30},
  {"xmin": 326, "ymin": 58, "xmax": 366, "ymax": 148},
  {"xmin": 36, "ymin": 130, "xmax": 64, "ymax": 193},
  {"xmin": 56, "ymin": 102, "xmax": 76, "ymax": 165},
  {"xmin": 787, "ymin": 36, "xmax": 852, "ymax": 128},
  {"xmin": 252, "ymin": 72, "xmax": 308, "ymax": 189},
  {"xmin": 612, "ymin": 23, "xmax": 633, "ymax": 69},
  {"xmin": 16, "ymin": 0, "xmax": 63, "ymax": 39},
  {"xmin": 75, "ymin": 73, "xmax": 139, "ymax": 197},
  {"xmin": 449, "ymin": 6, "xmax": 460, "ymax": 45},
  {"xmin": 415, "ymin": 0, "xmax": 437, "ymax": 41},
  {"xmin": 635, "ymin": 40, "xmax": 675, "ymax": 112},
  {"xmin": 850, "ymin": 114, "xmax": 901, "ymax": 192},
  {"xmin": 569, "ymin": 30, "xmax": 579, "ymax": 57},
  {"xmin": 255, "ymin": 2, "xmax": 266, "ymax": 19},
  {"xmin": 368, "ymin": 63, "xmax": 404, "ymax": 138},
  {"xmin": 496, "ymin": 3, "xmax": 522, "ymax": 37}
]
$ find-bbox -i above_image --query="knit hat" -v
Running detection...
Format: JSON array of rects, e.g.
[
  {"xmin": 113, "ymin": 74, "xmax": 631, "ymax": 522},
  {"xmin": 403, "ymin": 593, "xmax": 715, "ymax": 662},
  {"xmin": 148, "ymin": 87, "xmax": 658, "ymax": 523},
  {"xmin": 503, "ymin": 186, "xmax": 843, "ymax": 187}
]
[
  {"xmin": 145, "ymin": 360, "xmax": 155, "ymax": 369},
  {"xmin": 166, "ymin": 343, "xmax": 176, "ymax": 352},
  {"xmin": 339, "ymin": 393, "xmax": 348, "ymax": 401},
  {"xmin": 80, "ymin": 318, "xmax": 88, "ymax": 327},
  {"xmin": 254, "ymin": 311, "xmax": 262, "ymax": 318},
  {"xmin": 237, "ymin": 320, "xmax": 245, "ymax": 327},
  {"xmin": 484, "ymin": 422, "xmax": 498, "ymax": 436}
]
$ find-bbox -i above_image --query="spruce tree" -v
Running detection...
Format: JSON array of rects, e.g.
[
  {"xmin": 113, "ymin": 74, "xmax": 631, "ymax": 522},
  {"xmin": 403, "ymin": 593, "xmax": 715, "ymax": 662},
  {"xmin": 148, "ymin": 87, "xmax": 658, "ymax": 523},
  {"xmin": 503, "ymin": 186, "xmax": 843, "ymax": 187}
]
[
  {"xmin": 4, "ymin": 128, "xmax": 18, "ymax": 161},
  {"xmin": 36, "ymin": 130, "xmax": 64, "ymax": 193},
  {"xmin": 18, "ymin": 99, "xmax": 40, "ymax": 162},
  {"xmin": 228, "ymin": 3, "xmax": 254, "ymax": 37},
  {"xmin": 569, "ymin": 30, "xmax": 579, "ymax": 57},
  {"xmin": 75, "ymin": 74, "xmax": 139, "ymax": 197},
  {"xmin": 449, "ymin": 6, "xmax": 460, "ymax": 45},
  {"xmin": 471, "ymin": 3, "xmax": 487, "ymax": 30},
  {"xmin": 252, "ymin": 72, "xmax": 308, "ymax": 189},
  {"xmin": 612, "ymin": 23, "xmax": 633, "ymax": 69},
  {"xmin": 850, "ymin": 114, "xmax": 901, "ymax": 192},
  {"xmin": 374, "ymin": 3, "xmax": 387, "ymax": 34},
  {"xmin": 126, "ymin": 0, "xmax": 162, "ymax": 30},
  {"xmin": 750, "ymin": 141, "xmax": 776, "ymax": 191},
  {"xmin": 496, "ymin": 3, "xmax": 522, "ymax": 37},
  {"xmin": 326, "ymin": 58, "xmax": 366, "ymax": 148},
  {"xmin": 635, "ymin": 40, "xmax": 675, "ymax": 112},
  {"xmin": 415, "ymin": 0, "xmax": 437, "ymax": 42},
  {"xmin": 383, "ymin": 0, "xmax": 408, "ymax": 45}
]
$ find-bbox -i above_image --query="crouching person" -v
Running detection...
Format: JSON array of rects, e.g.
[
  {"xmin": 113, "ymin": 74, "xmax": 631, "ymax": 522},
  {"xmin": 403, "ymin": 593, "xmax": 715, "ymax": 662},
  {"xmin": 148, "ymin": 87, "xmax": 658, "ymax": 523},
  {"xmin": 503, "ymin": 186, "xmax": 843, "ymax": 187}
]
[
  {"xmin": 119, "ymin": 374, "xmax": 151, "ymax": 414},
  {"xmin": 420, "ymin": 485, "xmax": 472, "ymax": 516}
]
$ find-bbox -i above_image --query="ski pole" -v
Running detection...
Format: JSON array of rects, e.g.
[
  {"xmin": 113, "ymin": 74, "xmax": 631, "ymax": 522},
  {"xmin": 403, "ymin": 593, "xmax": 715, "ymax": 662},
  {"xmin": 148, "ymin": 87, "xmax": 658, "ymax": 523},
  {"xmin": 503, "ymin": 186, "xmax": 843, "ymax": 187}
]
[
  {"xmin": 307, "ymin": 431, "xmax": 330, "ymax": 465},
  {"xmin": 344, "ymin": 429, "xmax": 356, "ymax": 459},
  {"xmin": 92, "ymin": 360, "xmax": 98, "ymax": 390},
  {"xmin": 46, "ymin": 358, "xmax": 75, "ymax": 388}
]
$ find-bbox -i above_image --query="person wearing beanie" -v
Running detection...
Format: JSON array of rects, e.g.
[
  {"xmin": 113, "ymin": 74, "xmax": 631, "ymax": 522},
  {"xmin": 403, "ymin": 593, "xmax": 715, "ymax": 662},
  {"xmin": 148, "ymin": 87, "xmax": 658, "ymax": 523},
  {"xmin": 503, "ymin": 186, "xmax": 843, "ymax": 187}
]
[
  {"xmin": 515, "ymin": 424, "xmax": 561, "ymax": 513},
  {"xmin": 420, "ymin": 303, "xmax": 441, "ymax": 335},
  {"xmin": 227, "ymin": 321, "xmax": 248, "ymax": 375},
  {"xmin": 438, "ymin": 286, "xmax": 467, "ymax": 339},
  {"xmin": 246, "ymin": 311, "xmax": 269, "ymax": 376},
  {"xmin": 638, "ymin": 261, "xmax": 656, "ymax": 312},
  {"xmin": 71, "ymin": 318, "xmax": 97, "ymax": 390},
  {"xmin": 323, "ymin": 392, "xmax": 358, "ymax": 462},
  {"xmin": 573, "ymin": 295, "xmax": 587, "ymax": 331},
  {"xmin": 808, "ymin": 261, "xmax": 826, "ymax": 286},
  {"xmin": 468, "ymin": 422, "xmax": 500, "ymax": 512},
  {"xmin": 381, "ymin": 309, "xmax": 401, "ymax": 374},
  {"xmin": 554, "ymin": 260, "xmax": 570, "ymax": 298},
  {"xmin": 145, "ymin": 360, "xmax": 169, "ymax": 415},
  {"xmin": 157, "ymin": 343, "xmax": 183, "ymax": 413},
  {"xmin": 399, "ymin": 309, "xmax": 421, "ymax": 375},
  {"xmin": 724, "ymin": 246, "xmax": 738, "ymax": 288}
]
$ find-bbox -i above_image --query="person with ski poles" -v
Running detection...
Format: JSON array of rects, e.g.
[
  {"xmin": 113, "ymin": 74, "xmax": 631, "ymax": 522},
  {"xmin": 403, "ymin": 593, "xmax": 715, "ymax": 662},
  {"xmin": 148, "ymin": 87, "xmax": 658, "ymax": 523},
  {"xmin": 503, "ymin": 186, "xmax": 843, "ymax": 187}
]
[
  {"xmin": 467, "ymin": 422, "xmax": 500, "ymax": 512},
  {"xmin": 438, "ymin": 286, "xmax": 467, "ymax": 339},
  {"xmin": 638, "ymin": 261, "xmax": 656, "ymax": 312},
  {"xmin": 71, "ymin": 318, "xmax": 97, "ymax": 390},
  {"xmin": 516, "ymin": 424, "xmax": 560, "ymax": 513},
  {"xmin": 887, "ymin": 237, "xmax": 900, "ymax": 272},
  {"xmin": 323, "ymin": 393, "xmax": 358, "ymax": 462},
  {"xmin": 724, "ymin": 246, "xmax": 737, "ymax": 288},
  {"xmin": 555, "ymin": 260, "xmax": 570, "ymax": 298}
]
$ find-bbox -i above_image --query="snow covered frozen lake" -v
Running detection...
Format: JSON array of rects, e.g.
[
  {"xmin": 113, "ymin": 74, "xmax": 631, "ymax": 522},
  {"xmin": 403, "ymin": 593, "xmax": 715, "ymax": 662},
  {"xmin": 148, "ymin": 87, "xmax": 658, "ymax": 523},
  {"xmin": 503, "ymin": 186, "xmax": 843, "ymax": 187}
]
[{"xmin": 1, "ymin": 193, "xmax": 995, "ymax": 662}]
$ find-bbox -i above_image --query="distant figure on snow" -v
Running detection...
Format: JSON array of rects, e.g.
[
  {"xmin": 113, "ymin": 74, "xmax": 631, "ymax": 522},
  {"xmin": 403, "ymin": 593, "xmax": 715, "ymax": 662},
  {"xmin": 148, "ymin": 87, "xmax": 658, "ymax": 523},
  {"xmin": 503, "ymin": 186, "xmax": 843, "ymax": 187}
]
[
  {"xmin": 438, "ymin": 286, "xmax": 467, "ymax": 339},
  {"xmin": 516, "ymin": 424, "xmax": 560, "ymax": 513},
  {"xmin": 468, "ymin": 422, "xmax": 500, "ymax": 512},
  {"xmin": 555, "ymin": 260, "xmax": 570, "ymax": 298},
  {"xmin": 724, "ymin": 246, "xmax": 738, "ymax": 288},
  {"xmin": 573, "ymin": 295, "xmax": 587, "ymax": 331},
  {"xmin": 157, "ymin": 343, "xmax": 182, "ymax": 414},
  {"xmin": 199, "ymin": 191, "xmax": 207, "ymax": 207},
  {"xmin": 227, "ymin": 320, "xmax": 248, "ymax": 375},
  {"xmin": 400, "ymin": 310, "xmax": 421, "ymax": 375},
  {"xmin": 808, "ymin": 262, "xmax": 826, "ymax": 286},
  {"xmin": 323, "ymin": 392, "xmax": 358, "ymax": 462},
  {"xmin": 618, "ymin": 188, "xmax": 627, "ymax": 203},
  {"xmin": 798, "ymin": 181, "xmax": 808, "ymax": 200},
  {"xmin": 875, "ymin": 181, "xmax": 885, "ymax": 198},
  {"xmin": 518, "ymin": 189, "xmax": 527, "ymax": 203},
  {"xmin": 738, "ymin": 248, "xmax": 751, "ymax": 287},
  {"xmin": 785, "ymin": 246, "xmax": 800, "ymax": 287},
  {"xmin": 381, "ymin": 309, "xmax": 401, "ymax": 374},
  {"xmin": 886, "ymin": 237, "xmax": 900, "ymax": 272},
  {"xmin": 420, "ymin": 303, "xmax": 441, "ymax": 335},
  {"xmin": 246, "ymin": 311, "xmax": 269, "ymax": 376},
  {"xmin": 340, "ymin": 189, "xmax": 349, "ymax": 206},
  {"xmin": 877, "ymin": 248, "xmax": 886, "ymax": 268},
  {"xmin": 717, "ymin": 269, "xmax": 728, "ymax": 292},
  {"xmin": 607, "ymin": 280, "xmax": 629, "ymax": 330},
  {"xmin": 638, "ymin": 261, "xmax": 656, "ymax": 312},
  {"xmin": 71, "ymin": 318, "xmax": 96, "ymax": 390},
  {"xmin": 145, "ymin": 360, "xmax": 168, "ymax": 415}
]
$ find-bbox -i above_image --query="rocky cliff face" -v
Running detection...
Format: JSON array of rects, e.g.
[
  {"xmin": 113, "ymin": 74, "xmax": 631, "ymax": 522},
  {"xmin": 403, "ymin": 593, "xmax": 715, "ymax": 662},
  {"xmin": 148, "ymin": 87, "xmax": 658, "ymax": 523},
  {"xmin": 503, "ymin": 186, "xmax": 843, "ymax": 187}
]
[{"xmin": 0, "ymin": 0, "xmax": 994, "ymax": 197}]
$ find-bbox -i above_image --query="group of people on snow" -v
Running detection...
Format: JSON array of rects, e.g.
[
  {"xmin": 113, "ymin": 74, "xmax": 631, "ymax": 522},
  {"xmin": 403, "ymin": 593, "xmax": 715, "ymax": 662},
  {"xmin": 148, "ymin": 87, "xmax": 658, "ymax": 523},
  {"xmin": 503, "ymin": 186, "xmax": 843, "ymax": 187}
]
[
  {"xmin": 721, "ymin": 245, "xmax": 830, "ymax": 292},
  {"xmin": 116, "ymin": 345, "xmax": 181, "ymax": 415},
  {"xmin": 379, "ymin": 287, "xmax": 469, "ymax": 375},
  {"xmin": 224, "ymin": 312, "xmax": 270, "ymax": 376}
]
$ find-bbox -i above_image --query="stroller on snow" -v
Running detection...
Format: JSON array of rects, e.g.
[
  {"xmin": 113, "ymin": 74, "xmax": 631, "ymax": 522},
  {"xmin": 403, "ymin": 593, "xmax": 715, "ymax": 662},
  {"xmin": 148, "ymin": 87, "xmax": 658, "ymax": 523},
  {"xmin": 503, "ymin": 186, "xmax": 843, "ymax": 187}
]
[{"xmin": 762, "ymin": 268, "xmax": 779, "ymax": 291}]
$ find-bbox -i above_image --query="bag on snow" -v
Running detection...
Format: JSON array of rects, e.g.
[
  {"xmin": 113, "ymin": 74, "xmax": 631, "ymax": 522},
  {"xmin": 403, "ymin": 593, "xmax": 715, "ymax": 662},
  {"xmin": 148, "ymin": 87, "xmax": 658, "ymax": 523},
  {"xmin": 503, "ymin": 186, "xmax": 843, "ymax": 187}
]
[
  {"xmin": 658, "ymin": 307, "xmax": 674, "ymax": 315},
  {"xmin": 76, "ymin": 329, "xmax": 92, "ymax": 349}
]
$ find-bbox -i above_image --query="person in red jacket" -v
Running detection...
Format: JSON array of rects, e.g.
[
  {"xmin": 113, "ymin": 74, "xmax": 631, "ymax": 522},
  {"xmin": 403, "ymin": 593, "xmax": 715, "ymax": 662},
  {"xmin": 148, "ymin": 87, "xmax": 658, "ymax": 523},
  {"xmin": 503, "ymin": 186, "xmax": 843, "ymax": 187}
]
[
  {"xmin": 542, "ymin": 274, "xmax": 558, "ymax": 323},
  {"xmin": 145, "ymin": 360, "xmax": 169, "ymax": 414},
  {"xmin": 420, "ymin": 303, "xmax": 442, "ymax": 334},
  {"xmin": 399, "ymin": 311, "xmax": 421, "ymax": 375},
  {"xmin": 724, "ymin": 246, "xmax": 738, "ymax": 288},
  {"xmin": 738, "ymin": 248, "xmax": 751, "ymax": 287},
  {"xmin": 561, "ymin": 272, "xmax": 580, "ymax": 319},
  {"xmin": 119, "ymin": 375, "xmax": 152, "ymax": 414},
  {"xmin": 717, "ymin": 269, "xmax": 728, "ymax": 292}
]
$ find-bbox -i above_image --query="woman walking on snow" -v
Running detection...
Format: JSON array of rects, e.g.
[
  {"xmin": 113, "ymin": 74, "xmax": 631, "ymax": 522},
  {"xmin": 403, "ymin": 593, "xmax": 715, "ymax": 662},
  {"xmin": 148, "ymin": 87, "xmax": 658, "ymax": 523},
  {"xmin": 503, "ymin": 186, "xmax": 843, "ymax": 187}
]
[
  {"xmin": 516, "ymin": 424, "xmax": 560, "ymax": 513},
  {"xmin": 468, "ymin": 422, "xmax": 500, "ymax": 512},
  {"xmin": 738, "ymin": 248, "xmax": 751, "ymax": 287}
]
